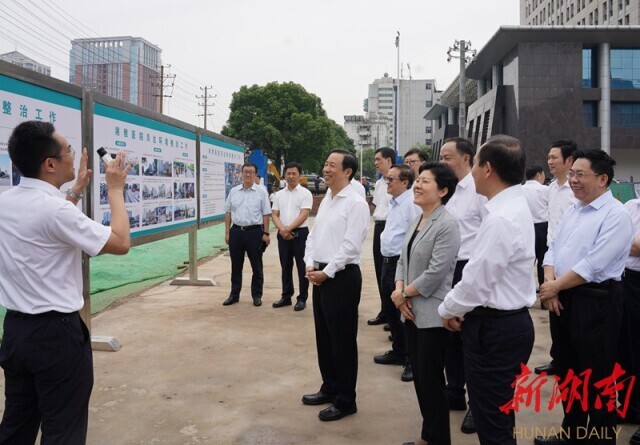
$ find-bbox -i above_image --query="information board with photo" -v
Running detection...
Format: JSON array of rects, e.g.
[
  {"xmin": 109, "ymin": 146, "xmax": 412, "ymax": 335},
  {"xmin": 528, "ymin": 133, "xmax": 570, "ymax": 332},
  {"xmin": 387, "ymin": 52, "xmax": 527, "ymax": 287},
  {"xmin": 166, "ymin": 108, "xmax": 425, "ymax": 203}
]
[
  {"xmin": 199, "ymin": 135, "xmax": 244, "ymax": 223},
  {"xmin": 93, "ymin": 103, "xmax": 197, "ymax": 237}
]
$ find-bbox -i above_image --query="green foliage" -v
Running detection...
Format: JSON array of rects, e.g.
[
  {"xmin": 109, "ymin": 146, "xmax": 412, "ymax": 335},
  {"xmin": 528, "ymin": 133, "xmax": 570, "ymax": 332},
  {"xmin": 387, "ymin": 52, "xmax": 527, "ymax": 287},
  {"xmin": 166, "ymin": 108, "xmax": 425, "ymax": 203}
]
[
  {"xmin": 409, "ymin": 142, "xmax": 433, "ymax": 159},
  {"xmin": 360, "ymin": 148, "xmax": 376, "ymax": 178},
  {"xmin": 221, "ymin": 82, "xmax": 353, "ymax": 173}
]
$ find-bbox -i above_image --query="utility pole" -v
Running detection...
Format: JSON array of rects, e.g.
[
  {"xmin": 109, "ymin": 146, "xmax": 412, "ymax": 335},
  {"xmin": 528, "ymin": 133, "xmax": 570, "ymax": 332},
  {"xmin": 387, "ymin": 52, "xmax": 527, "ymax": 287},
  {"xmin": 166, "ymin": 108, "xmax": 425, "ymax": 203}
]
[
  {"xmin": 447, "ymin": 40, "xmax": 476, "ymax": 137},
  {"xmin": 196, "ymin": 86, "xmax": 216, "ymax": 130},
  {"xmin": 394, "ymin": 31, "xmax": 400, "ymax": 156},
  {"xmin": 152, "ymin": 64, "xmax": 176, "ymax": 114}
]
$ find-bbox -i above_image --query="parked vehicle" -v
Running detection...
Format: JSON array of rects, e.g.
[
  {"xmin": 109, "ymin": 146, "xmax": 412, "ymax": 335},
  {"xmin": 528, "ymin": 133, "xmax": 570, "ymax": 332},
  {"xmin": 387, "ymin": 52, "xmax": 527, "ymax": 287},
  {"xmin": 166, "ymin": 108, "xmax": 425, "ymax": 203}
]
[{"xmin": 302, "ymin": 174, "xmax": 327, "ymax": 194}]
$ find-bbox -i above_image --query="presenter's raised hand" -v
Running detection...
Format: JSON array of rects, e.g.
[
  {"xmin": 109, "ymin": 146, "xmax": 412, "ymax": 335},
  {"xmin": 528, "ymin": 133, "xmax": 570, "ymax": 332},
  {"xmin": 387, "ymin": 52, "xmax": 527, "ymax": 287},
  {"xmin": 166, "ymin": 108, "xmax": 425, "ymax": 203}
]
[{"xmin": 105, "ymin": 151, "xmax": 130, "ymax": 192}]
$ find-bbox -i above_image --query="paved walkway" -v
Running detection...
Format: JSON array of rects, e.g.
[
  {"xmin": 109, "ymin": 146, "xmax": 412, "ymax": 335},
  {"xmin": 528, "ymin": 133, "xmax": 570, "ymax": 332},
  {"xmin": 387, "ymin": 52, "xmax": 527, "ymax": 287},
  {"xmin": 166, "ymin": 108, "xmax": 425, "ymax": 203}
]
[{"xmin": 5, "ymin": 218, "xmax": 635, "ymax": 444}]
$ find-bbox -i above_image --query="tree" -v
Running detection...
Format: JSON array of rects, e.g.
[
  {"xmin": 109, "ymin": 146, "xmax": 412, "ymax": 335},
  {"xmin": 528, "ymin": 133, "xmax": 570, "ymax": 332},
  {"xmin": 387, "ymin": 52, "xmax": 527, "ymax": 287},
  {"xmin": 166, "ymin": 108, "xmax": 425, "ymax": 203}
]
[
  {"xmin": 221, "ymin": 82, "xmax": 353, "ymax": 173},
  {"xmin": 360, "ymin": 148, "xmax": 376, "ymax": 179},
  {"xmin": 409, "ymin": 142, "xmax": 433, "ymax": 160}
]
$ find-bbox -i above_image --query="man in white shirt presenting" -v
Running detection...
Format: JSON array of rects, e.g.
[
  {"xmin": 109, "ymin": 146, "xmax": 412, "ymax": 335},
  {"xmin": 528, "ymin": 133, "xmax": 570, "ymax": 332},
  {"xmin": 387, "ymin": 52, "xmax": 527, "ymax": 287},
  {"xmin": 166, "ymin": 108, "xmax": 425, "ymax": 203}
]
[
  {"xmin": 535, "ymin": 140, "xmax": 577, "ymax": 376},
  {"xmin": 521, "ymin": 165, "xmax": 549, "ymax": 291},
  {"xmin": 0, "ymin": 121, "xmax": 131, "ymax": 445},
  {"xmin": 301, "ymin": 149, "xmax": 370, "ymax": 422},
  {"xmin": 368, "ymin": 147, "xmax": 395, "ymax": 327},
  {"xmin": 271, "ymin": 162, "xmax": 313, "ymax": 311},
  {"xmin": 439, "ymin": 135, "xmax": 536, "ymax": 445}
]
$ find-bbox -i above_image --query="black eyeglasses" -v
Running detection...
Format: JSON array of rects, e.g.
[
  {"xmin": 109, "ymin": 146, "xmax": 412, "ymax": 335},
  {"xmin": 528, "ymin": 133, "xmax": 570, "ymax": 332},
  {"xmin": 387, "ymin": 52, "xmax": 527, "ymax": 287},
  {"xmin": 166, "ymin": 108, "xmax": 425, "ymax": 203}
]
[{"xmin": 383, "ymin": 176, "xmax": 399, "ymax": 183}]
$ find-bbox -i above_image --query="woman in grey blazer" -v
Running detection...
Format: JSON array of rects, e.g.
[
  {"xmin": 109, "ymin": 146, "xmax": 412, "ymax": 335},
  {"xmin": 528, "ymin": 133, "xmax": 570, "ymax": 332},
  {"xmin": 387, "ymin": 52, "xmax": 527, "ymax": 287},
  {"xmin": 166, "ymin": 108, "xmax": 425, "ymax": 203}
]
[{"xmin": 392, "ymin": 162, "xmax": 461, "ymax": 445}]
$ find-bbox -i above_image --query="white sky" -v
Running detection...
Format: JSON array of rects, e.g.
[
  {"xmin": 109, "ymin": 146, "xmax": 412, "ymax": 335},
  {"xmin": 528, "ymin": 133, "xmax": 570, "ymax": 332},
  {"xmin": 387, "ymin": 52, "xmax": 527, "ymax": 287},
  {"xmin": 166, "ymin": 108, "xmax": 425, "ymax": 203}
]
[{"xmin": 0, "ymin": 0, "xmax": 520, "ymax": 133}]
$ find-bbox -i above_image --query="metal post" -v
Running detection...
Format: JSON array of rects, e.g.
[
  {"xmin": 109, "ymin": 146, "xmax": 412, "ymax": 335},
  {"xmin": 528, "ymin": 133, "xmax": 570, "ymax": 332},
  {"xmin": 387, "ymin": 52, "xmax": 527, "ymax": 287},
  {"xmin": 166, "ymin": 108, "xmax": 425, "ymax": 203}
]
[
  {"xmin": 170, "ymin": 226, "xmax": 216, "ymax": 286},
  {"xmin": 598, "ymin": 43, "xmax": 611, "ymax": 154},
  {"xmin": 459, "ymin": 40, "xmax": 467, "ymax": 137}
]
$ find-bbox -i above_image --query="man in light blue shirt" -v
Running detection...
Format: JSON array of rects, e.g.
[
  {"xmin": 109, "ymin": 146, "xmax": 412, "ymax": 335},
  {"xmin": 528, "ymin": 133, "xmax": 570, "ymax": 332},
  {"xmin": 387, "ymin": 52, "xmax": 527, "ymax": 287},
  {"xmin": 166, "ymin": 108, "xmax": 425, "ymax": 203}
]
[
  {"xmin": 537, "ymin": 150, "xmax": 634, "ymax": 445},
  {"xmin": 223, "ymin": 162, "xmax": 272, "ymax": 307},
  {"xmin": 374, "ymin": 164, "xmax": 421, "ymax": 382}
]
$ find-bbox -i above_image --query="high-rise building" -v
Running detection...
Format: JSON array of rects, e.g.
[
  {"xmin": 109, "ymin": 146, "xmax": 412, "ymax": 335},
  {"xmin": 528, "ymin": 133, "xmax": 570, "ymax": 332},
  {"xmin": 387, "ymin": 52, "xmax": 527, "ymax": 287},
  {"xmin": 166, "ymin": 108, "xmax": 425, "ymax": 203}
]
[
  {"xmin": 521, "ymin": 0, "xmax": 639, "ymax": 26},
  {"xmin": 343, "ymin": 114, "xmax": 392, "ymax": 153},
  {"xmin": 69, "ymin": 36, "xmax": 162, "ymax": 112},
  {"xmin": 0, "ymin": 51, "xmax": 51, "ymax": 76},
  {"xmin": 362, "ymin": 73, "xmax": 439, "ymax": 155}
]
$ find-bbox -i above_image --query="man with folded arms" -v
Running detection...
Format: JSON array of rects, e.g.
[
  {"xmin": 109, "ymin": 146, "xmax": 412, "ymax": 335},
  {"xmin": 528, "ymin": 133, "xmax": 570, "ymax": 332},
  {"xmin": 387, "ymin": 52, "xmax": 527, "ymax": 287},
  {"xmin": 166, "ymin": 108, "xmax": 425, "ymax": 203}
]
[{"xmin": 301, "ymin": 149, "xmax": 369, "ymax": 421}]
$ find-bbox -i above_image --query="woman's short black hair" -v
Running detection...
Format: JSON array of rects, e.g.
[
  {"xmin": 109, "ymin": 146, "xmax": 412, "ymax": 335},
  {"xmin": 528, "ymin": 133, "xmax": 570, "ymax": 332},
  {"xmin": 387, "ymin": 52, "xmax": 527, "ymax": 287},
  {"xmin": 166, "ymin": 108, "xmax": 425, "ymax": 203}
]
[{"xmin": 418, "ymin": 161, "xmax": 459, "ymax": 205}]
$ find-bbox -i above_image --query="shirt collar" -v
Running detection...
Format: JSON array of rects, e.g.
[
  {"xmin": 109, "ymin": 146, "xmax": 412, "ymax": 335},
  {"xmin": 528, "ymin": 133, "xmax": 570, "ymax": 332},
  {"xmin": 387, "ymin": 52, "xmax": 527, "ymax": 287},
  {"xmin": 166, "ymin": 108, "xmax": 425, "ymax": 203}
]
[
  {"xmin": 457, "ymin": 172, "xmax": 473, "ymax": 189},
  {"xmin": 391, "ymin": 188, "xmax": 413, "ymax": 206},
  {"xmin": 18, "ymin": 177, "xmax": 64, "ymax": 198},
  {"xmin": 575, "ymin": 189, "xmax": 613, "ymax": 210},
  {"xmin": 284, "ymin": 184, "xmax": 303, "ymax": 192},
  {"xmin": 241, "ymin": 183, "xmax": 259, "ymax": 191},
  {"xmin": 485, "ymin": 184, "xmax": 521, "ymax": 213},
  {"xmin": 525, "ymin": 180, "xmax": 539, "ymax": 185}
]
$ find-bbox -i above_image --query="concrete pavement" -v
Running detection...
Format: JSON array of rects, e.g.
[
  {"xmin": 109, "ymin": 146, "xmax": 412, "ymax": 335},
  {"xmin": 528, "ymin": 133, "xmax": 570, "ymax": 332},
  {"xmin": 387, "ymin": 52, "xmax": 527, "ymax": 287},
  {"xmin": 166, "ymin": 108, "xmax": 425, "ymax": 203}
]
[{"xmin": 11, "ymin": 217, "xmax": 635, "ymax": 444}]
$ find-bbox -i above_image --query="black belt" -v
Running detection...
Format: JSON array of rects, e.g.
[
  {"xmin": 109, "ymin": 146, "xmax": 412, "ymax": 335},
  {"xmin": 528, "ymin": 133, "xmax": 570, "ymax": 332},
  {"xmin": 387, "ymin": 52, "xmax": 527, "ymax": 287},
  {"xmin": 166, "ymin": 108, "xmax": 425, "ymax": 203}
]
[
  {"xmin": 580, "ymin": 278, "xmax": 621, "ymax": 290},
  {"xmin": 624, "ymin": 268, "xmax": 640, "ymax": 279},
  {"xmin": 6, "ymin": 309, "xmax": 74, "ymax": 319},
  {"xmin": 468, "ymin": 307, "xmax": 527, "ymax": 317},
  {"xmin": 232, "ymin": 224, "xmax": 262, "ymax": 231},
  {"xmin": 383, "ymin": 255, "xmax": 400, "ymax": 264},
  {"xmin": 374, "ymin": 220, "xmax": 386, "ymax": 226},
  {"xmin": 314, "ymin": 262, "xmax": 358, "ymax": 271}
]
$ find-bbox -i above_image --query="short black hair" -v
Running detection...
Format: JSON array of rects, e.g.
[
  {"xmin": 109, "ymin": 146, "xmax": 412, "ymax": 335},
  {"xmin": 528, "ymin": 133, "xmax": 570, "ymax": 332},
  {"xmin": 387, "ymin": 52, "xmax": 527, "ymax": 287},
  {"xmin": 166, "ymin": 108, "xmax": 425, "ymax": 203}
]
[
  {"xmin": 242, "ymin": 162, "xmax": 258, "ymax": 174},
  {"xmin": 375, "ymin": 147, "xmax": 396, "ymax": 161},
  {"xmin": 418, "ymin": 161, "xmax": 458, "ymax": 205},
  {"xmin": 284, "ymin": 162, "xmax": 302, "ymax": 174},
  {"xmin": 525, "ymin": 165, "xmax": 544, "ymax": 180},
  {"xmin": 443, "ymin": 137, "xmax": 475, "ymax": 167},
  {"xmin": 389, "ymin": 164, "xmax": 415, "ymax": 189},
  {"xmin": 572, "ymin": 149, "xmax": 616, "ymax": 186},
  {"xmin": 403, "ymin": 148, "xmax": 428, "ymax": 162},
  {"xmin": 329, "ymin": 148, "xmax": 358, "ymax": 180},
  {"xmin": 549, "ymin": 140, "xmax": 577, "ymax": 162},
  {"xmin": 8, "ymin": 120, "xmax": 62, "ymax": 178},
  {"xmin": 478, "ymin": 135, "xmax": 526, "ymax": 186}
]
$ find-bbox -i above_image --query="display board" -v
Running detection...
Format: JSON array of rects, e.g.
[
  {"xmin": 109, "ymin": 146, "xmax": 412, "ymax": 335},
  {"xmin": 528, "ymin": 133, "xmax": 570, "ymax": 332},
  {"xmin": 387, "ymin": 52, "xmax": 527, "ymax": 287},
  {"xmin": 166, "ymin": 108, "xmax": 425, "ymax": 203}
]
[
  {"xmin": 0, "ymin": 74, "xmax": 81, "ymax": 194},
  {"xmin": 93, "ymin": 103, "xmax": 197, "ymax": 238},
  {"xmin": 199, "ymin": 134, "xmax": 245, "ymax": 223}
]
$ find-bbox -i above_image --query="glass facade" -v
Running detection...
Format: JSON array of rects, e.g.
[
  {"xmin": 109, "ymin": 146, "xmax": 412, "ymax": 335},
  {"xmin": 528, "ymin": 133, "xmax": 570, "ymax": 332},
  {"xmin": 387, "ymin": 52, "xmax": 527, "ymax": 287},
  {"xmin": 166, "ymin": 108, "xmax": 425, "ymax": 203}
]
[
  {"xmin": 582, "ymin": 101, "xmax": 598, "ymax": 127},
  {"xmin": 582, "ymin": 48, "xmax": 596, "ymax": 88},
  {"xmin": 611, "ymin": 49, "xmax": 640, "ymax": 89},
  {"xmin": 611, "ymin": 102, "xmax": 640, "ymax": 127}
]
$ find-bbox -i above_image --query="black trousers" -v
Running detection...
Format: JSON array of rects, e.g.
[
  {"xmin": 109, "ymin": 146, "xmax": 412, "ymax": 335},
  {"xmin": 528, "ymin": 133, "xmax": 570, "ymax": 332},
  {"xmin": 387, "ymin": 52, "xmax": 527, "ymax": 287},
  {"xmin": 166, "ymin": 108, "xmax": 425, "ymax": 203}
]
[
  {"xmin": 405, "ymin": 321, "xmax": 451, "ymax": 445},
  {"xmin": 373, "ymin": 221, "xmax": 386, "ymax": 316},
  {"xmin": 0, "ymin": 311, "xmax": 93, "ymax": 445},
  {"xmin": 380, "ymin": 259, "xmax": 406, "ymax": 357},
  {"xmin": 463, "ymin": 309, "xmax": 534, "ymax": 445},
  {"xmin": 554, "ymin": 282, "xmax": 623, "ymax": 445},
  {"xmin": 313, "ymin": 265, "xmax": 361, "ymax": 411},
  {"xmin": 229, "ymin": 225, "xmax": 264, "ymax": 299},
  {"xmin": 534, "ymin": 222, "xmax": 549, "ymax": 287},
  {"xmin": 277, "ymin": 227, "xmax": 309, "ymax": 302},
  {"xmin": 445, "ymin": 259, "xmax": 468, "ymax": 402},
  {"xmin": 619, "ymin": 270, "xmax": 640, "ymax": 419}
]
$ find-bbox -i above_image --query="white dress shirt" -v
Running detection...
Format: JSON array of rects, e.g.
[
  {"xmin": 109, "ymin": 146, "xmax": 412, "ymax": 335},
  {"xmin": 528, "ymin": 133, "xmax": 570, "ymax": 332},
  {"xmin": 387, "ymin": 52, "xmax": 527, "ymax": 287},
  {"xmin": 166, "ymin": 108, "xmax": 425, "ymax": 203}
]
[
  {"xmin": 543, "ymin": 190, "xmax": 634, "ymax": 282},
  {"xmin": 0, "ymin": 178, "xmax": 111, "ymax": 313},
  {"xmin": 380, "ymin": 189, "xmax": 421, "ymax": 257},
  {"xmin": 521, "ymin": 180, "xmax": 549, "ymax": 223},
  {"xmin": 224, "ymin": 183, "xmax": 271, "ymax": 226},
  {"xmin": 438, "ymin": 185, "xmax": 536, "ymax": 318},
  {"xmin": 304, "ymin": 184, "xmax": 370, "ymax": 278},
  {"xmin": 547, "ymin": 178, "xmax": 574, "ymax": 246},
  {"xmin": 372, "ymin": 178, "xmax": 391, "ymax": 221},
  {"xmin": 445, "ymin": 172, "xmax": 488, "ymax": 261},
  {"xmin": 271, "ymin": 184, "xmax": 313, "ymax": 228},
  {"xmin": 350, "ymin": 178, "xmax": 367, "ymax": 199},
  {"xmin": 625, "ymin": 199, "xmax": 640, "ymax": 272}
]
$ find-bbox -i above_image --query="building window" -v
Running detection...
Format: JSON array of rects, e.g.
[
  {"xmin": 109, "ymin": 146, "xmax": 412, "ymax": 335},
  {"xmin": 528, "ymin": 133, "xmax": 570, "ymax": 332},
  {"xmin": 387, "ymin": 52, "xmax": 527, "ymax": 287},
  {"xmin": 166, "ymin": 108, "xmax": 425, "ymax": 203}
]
[
  {"xmin": 611, "ymin": 102, "xmax": 640, "ymax": 127},
  {"xmin": 425, "ymin": 83, "xmax": 432, "ymax": 90},
  {"xmin": 610, "ymin": 49, "xmax": 640, "ymax": 88},
  {"xmin": 426, "ymin": 126, "xmax": 432, "ymax": 134},
  {"xmin": 425, "ymin": 101, "xmax": 432, "ymax": 108},
  {"xmin": 583, "ymin": 101, "xmax": 598, "ymax": 127},
  {"xmin": 582, "ymin": 48, "xmax": 597, "ymax": 88},
  {"xmin": 603, "ymin": 1, "xmax": 607, "ymax": 19}
]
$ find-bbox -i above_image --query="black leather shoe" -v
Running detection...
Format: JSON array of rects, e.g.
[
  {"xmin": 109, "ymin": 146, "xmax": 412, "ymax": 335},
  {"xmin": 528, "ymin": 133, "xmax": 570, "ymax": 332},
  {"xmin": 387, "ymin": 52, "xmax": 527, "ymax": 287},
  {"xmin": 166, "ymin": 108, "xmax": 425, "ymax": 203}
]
[
  {"xmin": 534, "ymin": 362, "xmax": 558, "ymax": 375},
  {"xmin": 294, "ymin": 301, "xmax": 306, "ymax": 311},
  {"xmin": 630, "ymin": 426, "xmax": 640, "ymax": 445},
  {"xmin": 533, "ymin": 436, "xmax": 567, "ymax": 445},
  {"xmin": 367, "ymin": 314, "xmax": 387, "ymax": 325},
  {"xmin": 302, "ymin": 391, "xmax": 334, "ymax": 405},
  {"xmin": 253, "ymin": 298, "xmax": 262, "ymax": 307},
  {"xmin": 401, "ymin": 364, "xmax": 413, "ymax": 382},
  {"xmin": 318, "ymin": 403, "xmax": 357, "ymax": 421},
  {"xmin": 383, "ymin": 323, "xmax": 391, "ymax": 331},
  {"xmin": 448, "ymin": 396, "xmax": 467, "ymax": 411},
  {"xmin": 461, "ymin": 408, "xmax": 476, "ymax": 434},
  {"xmin": 223, "ymin": 296, "xmax": 239, "ymax": 306},
  {"xmin": 272, "ymin": 298, "xmax": 292, "ymax": 308},
  {"xmin": 374, "ymin": 350, "xmax": 404, "ymax": 365}
]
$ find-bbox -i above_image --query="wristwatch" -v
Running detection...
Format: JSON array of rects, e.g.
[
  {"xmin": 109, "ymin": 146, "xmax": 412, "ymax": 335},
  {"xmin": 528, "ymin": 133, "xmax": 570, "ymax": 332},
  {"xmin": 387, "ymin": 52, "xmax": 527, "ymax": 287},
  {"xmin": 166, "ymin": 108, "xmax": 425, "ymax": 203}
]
[
  {"xmin": 401, "ymin": 290, "xmax": 408, "ymax": 299},
  {"xmin": 263, "ymin": 231, "xmax": 270, "ymax": 236},
  {"xmin": 66, "ymin": 189, "xmax": 83, "ymax": 201}
]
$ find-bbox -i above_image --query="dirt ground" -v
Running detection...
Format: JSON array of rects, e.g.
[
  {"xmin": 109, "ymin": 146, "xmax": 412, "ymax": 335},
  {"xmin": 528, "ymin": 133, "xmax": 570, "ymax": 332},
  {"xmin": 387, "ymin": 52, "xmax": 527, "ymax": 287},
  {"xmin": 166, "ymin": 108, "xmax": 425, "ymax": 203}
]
[{"xmin": 8, "ymin": 219, "xmax": 636, "ymax": 445}]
